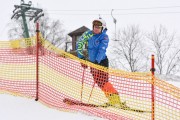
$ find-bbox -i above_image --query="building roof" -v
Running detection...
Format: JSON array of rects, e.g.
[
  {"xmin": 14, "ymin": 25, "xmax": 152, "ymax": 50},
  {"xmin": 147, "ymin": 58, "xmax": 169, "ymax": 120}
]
[{"xmin": 68, "ymin": 26, "xmax": 90, "ymax": 37}]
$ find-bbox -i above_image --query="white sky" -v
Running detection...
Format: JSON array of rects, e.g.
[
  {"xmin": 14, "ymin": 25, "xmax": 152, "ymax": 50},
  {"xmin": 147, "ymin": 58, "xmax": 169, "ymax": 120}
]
[{"xmin": 0, "ymin": 0, "xmax": 180, "ymax": 40}]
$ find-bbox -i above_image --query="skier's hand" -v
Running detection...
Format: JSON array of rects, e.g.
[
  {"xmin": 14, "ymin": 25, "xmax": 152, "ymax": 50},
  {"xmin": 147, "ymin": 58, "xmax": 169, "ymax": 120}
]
[
  {"xmin": 80, "ymin": 57, "xmax": 88, "ymax": 69},
  {"xmin": 81, "ymin": 63, "xmax": 88, "ymax": 69}
]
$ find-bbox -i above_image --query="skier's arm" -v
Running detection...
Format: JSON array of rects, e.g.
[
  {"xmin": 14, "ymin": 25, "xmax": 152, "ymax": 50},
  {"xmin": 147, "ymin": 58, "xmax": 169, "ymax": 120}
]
[
  {"xmin": 95, "ymin": 35, "xmax": 109, "ymax": 63},
  {"xmin": 76, "ymin": 31, "xmax": 89, "ymax": 59}
]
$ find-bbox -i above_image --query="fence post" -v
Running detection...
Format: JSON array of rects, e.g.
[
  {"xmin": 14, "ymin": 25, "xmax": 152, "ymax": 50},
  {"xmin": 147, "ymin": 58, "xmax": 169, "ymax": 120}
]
[
  {"xmin": 35, "ymin": 22, "xmax": 39, "ymax": 101},
  {"xmin": 151, "ymin": 55, "xmax": 155, "ymax": 120}
]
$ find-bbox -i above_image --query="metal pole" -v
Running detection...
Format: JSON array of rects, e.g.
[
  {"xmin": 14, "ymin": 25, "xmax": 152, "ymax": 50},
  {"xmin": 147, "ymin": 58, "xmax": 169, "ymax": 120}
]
[
  {"xmin": 21, "ymin": 9, "xmax": 30, "ymax": 39},
  {"xmin": 21, "ymin": 8, "xmax": 32, "ymax": 54},
  {"xmin": 151, "ymin": 55, "xmax": 155, "ymax": 120},
  {"xmin": 111, "ymin": 9, "xmax": 117, "ymax": 41},
  {"xmin": 35, "ymin": 22, "xmax": 39, "ymax": 101}
]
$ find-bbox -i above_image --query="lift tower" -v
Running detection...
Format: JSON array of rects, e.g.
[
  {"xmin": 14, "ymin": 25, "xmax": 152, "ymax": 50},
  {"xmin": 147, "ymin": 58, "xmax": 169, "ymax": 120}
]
[{"xmin": 11, "ymin": 0, "xmax": 44, "ymax": 53}]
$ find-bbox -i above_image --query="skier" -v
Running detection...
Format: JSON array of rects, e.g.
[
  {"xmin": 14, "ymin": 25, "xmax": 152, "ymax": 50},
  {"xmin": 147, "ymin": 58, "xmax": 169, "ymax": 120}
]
[{"xmin": 76, "ymin": 18, "xmax": 124, "ymax": 107}]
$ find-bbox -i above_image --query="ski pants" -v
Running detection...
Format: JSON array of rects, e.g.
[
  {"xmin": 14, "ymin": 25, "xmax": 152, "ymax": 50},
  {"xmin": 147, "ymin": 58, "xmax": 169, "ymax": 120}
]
[{"xmin": 90, "ymin": 57, "xmax": 118, "ymax": 95}]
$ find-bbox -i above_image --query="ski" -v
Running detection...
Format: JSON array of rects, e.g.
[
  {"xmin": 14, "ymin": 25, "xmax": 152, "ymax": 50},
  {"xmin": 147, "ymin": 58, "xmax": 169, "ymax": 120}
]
[
  {"xmin": 63, "ymin": 98, "xmax": 151, "ymax": 113},
  {"xmin": 63, "ymin": 98, "xmax": 103, "ymax": 107}
]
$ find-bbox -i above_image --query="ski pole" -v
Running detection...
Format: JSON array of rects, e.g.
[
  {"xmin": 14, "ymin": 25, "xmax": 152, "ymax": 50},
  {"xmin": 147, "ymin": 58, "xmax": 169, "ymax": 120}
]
[
  {"xmin": 88, "ymin": 81, "xmax": 95, "ymax": 103},
  {"xmin": 80, "ymin": 66, "xmax": 86, "ymax": 102}
]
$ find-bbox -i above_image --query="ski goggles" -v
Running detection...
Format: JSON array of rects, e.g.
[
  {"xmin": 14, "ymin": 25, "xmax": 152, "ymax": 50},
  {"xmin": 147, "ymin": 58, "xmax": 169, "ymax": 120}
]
[
  {"xmin": 94, "ymin": 26, "xmax": 103, "ymax": 29},
  {"xmin": 93, "ymin": 21, "xmax": 102, "ymax": 27}
]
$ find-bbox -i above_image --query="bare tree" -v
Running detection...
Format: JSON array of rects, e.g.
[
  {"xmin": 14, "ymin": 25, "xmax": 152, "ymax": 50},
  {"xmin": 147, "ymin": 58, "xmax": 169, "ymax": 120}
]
[
  {"xmin": 8, "ymin": 19, "xmax": 24, "ymax": 39},
  {"xmin": 111, "ymin": 25, "xmax": 148, "ymax": 72},
  {"xmin": 147, "ymin": 25, "xmax": 180, "ymax": 75},
  {"xmin": 37, "ymin": 13, "xmax": 65, "ymax": 48}
]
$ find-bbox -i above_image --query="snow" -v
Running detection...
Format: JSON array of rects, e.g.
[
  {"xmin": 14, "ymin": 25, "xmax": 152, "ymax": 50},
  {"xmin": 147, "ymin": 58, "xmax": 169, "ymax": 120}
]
[
  {"xmin": 156, "ymin": 74, "xmax": 180, "ymax": 87},
  {"xmin": 0, "ymin": 94, "xmax": 104, "ymax": 120},
  {"xmin": 0, "ymin": 75, "xmax": 179, "ymax": 120},
  {"xmin": 167, "ymin": 81, "xmax": 180, "ymax": 88}
]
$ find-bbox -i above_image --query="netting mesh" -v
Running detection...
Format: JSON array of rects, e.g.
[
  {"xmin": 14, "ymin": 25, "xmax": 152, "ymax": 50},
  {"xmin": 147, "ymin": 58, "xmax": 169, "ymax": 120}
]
[{"xmin": 0, "ymin": 36, "xmax": 179, "ymax": 120}]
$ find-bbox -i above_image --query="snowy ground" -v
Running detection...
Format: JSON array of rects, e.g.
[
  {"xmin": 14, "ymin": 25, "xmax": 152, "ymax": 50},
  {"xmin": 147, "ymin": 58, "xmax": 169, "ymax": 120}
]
[
  {"xmin": 156, "ymin": 74, "xmax": 180, "ymax": 87},
  {"xmin": 0, "ymin": 75, "xmax": 179, "ymax": 120},
  {"xmin": 0, "ymin": 94, "xmax": 104, "ymax": 120}
]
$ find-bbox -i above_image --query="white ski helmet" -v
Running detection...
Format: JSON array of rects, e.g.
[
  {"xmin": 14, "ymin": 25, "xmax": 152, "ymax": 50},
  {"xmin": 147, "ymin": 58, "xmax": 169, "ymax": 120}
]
[{"xmin": 92, "ymin": 18, "xmax": 107, "ymax": 30}]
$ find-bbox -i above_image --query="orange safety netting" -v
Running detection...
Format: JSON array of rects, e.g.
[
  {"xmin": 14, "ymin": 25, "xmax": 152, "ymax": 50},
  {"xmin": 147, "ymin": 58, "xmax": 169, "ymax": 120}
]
[{"xmin": 0, "ymin": 36, "xmax": 179, "ymax": 120}]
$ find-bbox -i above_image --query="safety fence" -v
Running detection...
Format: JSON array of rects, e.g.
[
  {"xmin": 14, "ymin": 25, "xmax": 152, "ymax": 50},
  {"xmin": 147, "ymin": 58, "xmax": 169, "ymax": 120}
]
[{"xmin": 0, "ymin": 35, "xmax": 180, "ymax": 120}]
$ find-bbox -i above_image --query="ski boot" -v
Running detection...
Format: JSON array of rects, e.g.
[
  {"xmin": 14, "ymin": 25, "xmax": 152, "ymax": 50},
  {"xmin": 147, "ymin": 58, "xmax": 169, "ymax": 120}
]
[{"xmin": 101, "ymin": 93, "xmax": 129, "ymax": 109}]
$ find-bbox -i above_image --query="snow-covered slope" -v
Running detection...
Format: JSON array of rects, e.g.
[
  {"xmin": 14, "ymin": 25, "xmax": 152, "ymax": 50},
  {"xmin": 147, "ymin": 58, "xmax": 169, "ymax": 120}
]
[
  {"xmin": 156, "ymin": 74, "xmax": 180, "ymax": 87},
  {"xmin": 0, "ymin": 94, "xmax": 104, "ymax": 120},
  {"xmin": 0, "ymin": 74, "xmax": 179, "ymax": 120}
]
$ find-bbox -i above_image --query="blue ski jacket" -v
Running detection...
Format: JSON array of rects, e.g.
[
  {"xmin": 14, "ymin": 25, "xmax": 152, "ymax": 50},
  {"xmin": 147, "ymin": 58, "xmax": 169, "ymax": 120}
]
[{"xmin": 76, "ymin": 29, "xmax": 109, "ymax": 63}]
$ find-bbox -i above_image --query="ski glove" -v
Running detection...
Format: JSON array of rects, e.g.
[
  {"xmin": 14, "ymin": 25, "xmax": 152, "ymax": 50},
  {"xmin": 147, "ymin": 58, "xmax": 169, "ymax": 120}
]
[{"xmin": 80, "ymin": 57, "xmax": 88, "ymax": 69}]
